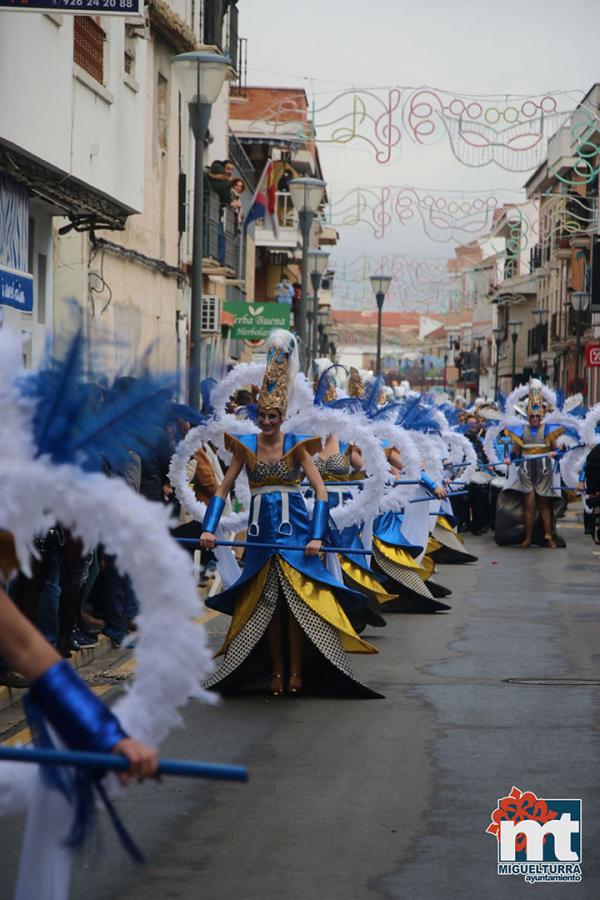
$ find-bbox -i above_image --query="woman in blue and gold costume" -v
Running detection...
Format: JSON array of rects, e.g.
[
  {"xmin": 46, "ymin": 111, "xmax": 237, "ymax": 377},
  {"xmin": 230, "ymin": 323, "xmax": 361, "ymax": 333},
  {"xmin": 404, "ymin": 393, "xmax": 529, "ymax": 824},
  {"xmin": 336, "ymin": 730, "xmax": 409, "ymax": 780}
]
[
  {"xmin": 200, "ymin": 332, "xmax": 381, "ymax": 699},
  {"xmin": 496, "ymin": 381, "xmax": 565, "ymax": 548}
]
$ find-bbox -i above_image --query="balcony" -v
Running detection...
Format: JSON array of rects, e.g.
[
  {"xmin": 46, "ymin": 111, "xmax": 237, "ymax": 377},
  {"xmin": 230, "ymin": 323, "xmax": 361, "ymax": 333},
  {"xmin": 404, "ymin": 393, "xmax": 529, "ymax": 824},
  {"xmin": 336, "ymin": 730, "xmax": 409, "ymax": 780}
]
[
  {"xmin": 203, "ymin": 0, "xmax": 239, "ymax": 72},
  {"xmin": 567, "ymin": 303, "xmax": 592, "ymax": 336},
  {"xmin": 229, "ymin": 132, "xmax": 256, "ymax": 192},
  {"xmin": 527, "ymin": 323, "xmax": 548, "ymax": 357},
  {"xmin": 253, "ymin": 191, "xmax": 301, "ymax": 249},
  {"xmin": 202, "ymin": 186, "xmax": 241, "ymax": 276}
]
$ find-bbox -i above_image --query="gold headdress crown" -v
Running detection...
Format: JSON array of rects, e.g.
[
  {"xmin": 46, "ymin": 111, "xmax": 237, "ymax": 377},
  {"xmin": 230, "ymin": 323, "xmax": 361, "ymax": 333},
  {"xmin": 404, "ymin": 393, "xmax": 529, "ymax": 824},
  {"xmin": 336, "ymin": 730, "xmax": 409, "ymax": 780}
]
[
  {"xmin": 527, "ymin": 383, "xmax": 546, "ymax": 417},
  {"xmin": 257, "ymin": 330, "xmax": 298, "ymax": 417},
  {"xmin": 348, "ymin": 367, "xmax": 365, "ymax": 398}
]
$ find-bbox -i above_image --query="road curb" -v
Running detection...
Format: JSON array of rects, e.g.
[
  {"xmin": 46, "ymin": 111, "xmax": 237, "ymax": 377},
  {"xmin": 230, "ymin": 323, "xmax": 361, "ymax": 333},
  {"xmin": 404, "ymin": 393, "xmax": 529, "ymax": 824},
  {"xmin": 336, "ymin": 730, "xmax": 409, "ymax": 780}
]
[{"xmin": 0, "ymin": 633, "xmax": 114, "ymax": 713}]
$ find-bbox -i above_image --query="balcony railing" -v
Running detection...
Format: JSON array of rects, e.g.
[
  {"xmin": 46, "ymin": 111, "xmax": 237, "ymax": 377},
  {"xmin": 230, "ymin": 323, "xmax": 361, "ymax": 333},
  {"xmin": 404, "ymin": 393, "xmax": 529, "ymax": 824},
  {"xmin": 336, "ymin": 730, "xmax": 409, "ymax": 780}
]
[
  {"xmin": 229, "ymin": 132, "xmax": 256, "ymax": 192},
  {"xmin": 203, "ymin": 0, "xmax": 225, "ymax": 50},
  {"xmin": 227, "ymin": 1, "xmax": 239, "ymax": 72},
  {"xmin": 527, "ymin": 323, "xmax": 548, "ymax": 357},
  {"xmin": 254, "ymin": 192, "xmax": 299, "ymax": 230},
  {"xmin": 567, "ymin": 303, "xmax": 593, "ymax": 336},
  {"xmin": 202, "ymin": 184, "xmax": 241, "ymax": 275}
]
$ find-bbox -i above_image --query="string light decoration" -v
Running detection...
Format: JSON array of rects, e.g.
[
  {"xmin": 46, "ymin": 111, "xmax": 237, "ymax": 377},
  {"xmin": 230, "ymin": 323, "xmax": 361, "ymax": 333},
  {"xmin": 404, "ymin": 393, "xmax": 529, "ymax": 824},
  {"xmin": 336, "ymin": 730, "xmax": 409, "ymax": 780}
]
[
  {"xmin": 240, "ymin": 84, "xmax": 600, "ymax": 178},
  {"xmin": 327, "ymin": 185, "xmax": 509, "ymax": 241}
]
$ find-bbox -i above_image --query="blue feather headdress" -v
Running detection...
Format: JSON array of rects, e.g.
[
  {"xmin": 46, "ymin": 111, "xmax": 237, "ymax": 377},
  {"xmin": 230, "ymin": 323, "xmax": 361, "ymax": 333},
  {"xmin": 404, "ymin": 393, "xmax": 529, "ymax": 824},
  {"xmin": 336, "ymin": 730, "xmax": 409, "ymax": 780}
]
[{"xmin": 22, "ymin": 326, "xmax": 176, "ymax": 474}]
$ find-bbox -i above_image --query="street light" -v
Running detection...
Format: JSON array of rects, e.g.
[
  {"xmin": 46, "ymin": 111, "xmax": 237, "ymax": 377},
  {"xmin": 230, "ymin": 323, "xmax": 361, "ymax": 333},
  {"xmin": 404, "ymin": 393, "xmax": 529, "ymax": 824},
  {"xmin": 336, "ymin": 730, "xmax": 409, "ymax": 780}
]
[
  {"xmin": 508, "ymin": 320, "xmax": 522, "ymax": 389},
  {"xmin": 493, "ymin": 326, "xmax": 504, "ymax": 401},
  {"xmin": 474, "ymin": 335, "xmax": 485, "ymax": 397},
  {"xmin": 369, "ymin": 274, "xmax": 393, "ymax": 376},
  {"xmin": 173, "ymin": 51, "xmax": 230, "ymax": 409},
  {"xmin": 531, "ymin": 307, "xmax": 549, "ymax": 381},
  {"xmin": 288, "ymin": 177, "xmax": 327, "ymax": 369},
  {"xmin": 317, "ymin": 307, "xmax": 329, "ymax": 356},
  {"xmin": 570, "ymin": 291, "xmax": 590, "ymax": 395},
  {"xmin": 307, "ymin": 249, "xmax": 330, "ymax": 369}
]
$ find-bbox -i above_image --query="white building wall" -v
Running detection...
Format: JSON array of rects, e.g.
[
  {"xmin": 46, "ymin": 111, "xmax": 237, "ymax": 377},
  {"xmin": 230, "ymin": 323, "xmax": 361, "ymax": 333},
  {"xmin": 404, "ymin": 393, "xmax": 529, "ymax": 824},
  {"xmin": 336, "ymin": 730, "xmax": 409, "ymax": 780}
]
[{"xmin": 0, "ymin": 13, "xmax": 146, "ymax": 211}]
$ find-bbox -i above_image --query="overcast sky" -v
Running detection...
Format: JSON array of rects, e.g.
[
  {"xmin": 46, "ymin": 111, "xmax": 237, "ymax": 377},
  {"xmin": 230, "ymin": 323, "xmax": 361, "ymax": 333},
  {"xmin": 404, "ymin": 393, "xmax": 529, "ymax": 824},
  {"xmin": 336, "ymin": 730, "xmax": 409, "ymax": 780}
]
[{"xmin": 242, "ymin": 0, "xmax": 600, "ymax": 308}]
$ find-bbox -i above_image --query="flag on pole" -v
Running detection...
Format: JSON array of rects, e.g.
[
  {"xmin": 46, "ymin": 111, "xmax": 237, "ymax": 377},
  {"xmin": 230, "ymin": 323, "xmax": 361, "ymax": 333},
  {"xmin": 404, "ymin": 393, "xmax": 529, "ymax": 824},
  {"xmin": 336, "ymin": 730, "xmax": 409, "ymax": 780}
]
[{"xmin": 244, "ymin": 160, "xmax": 279, "ymax": 238}]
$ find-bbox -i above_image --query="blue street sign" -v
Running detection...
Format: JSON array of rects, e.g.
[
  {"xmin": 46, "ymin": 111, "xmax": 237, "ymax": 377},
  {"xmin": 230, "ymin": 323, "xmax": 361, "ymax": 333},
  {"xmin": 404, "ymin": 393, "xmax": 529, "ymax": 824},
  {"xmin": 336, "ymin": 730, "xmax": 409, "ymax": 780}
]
[
  {"xmin": 0, "ymin": 0, "xmax": 142, "ymax": 14},
  {"xmin": 0, "ymin": 266, "xmax": 34, "ymax": 313}
]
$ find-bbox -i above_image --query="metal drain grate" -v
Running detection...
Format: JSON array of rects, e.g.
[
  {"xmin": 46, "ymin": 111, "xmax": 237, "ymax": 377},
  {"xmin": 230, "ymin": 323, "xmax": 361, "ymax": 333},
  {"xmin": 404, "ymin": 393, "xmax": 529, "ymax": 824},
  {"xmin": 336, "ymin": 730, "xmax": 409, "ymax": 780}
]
[
  {"xmin": 88, "ymin": 672, "xmax": 132, "ymax": 686},
  {"xmin": 504, "ymin": 678, "xmax": 600, "ymax": 686}
]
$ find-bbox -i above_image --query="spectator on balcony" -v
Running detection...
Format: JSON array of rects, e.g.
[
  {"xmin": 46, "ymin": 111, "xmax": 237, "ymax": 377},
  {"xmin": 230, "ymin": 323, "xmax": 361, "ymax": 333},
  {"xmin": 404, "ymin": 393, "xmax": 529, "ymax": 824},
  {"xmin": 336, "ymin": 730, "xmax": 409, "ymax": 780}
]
[
  {"xmin": 230, "ymin": 177, "xmax": 245, "ymax": 227},
  {"xmin": 207, "ymin": 159, "xmax": 236, "ymax": 210},
  {"xmin": 275, "ymin": 277, "xmax": 294, "ymax": 306},
  {"xmin": 277, "ymin": 164, "xmax": 294, "ymax": 193}
]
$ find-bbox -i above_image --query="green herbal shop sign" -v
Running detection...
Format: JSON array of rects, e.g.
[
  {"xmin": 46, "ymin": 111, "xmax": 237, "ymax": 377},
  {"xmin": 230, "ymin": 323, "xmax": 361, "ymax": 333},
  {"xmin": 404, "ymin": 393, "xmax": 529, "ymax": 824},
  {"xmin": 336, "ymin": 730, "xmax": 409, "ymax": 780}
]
[{"xmin": 223, "ymin": 302, "xmax": 290, "ymax": 340}]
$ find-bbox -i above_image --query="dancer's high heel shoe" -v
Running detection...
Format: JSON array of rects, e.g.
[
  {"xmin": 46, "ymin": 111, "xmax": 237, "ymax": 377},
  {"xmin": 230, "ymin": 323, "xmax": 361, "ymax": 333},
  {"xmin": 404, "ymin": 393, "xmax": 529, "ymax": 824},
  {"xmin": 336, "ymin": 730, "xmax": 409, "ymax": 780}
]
[
  {"xmin": 270, "ymin": 674, "xmax": 284, "ymax": 696},
  {"xmin": 288, "ymin": 673, "xmax": 302, "ymax": 695}
]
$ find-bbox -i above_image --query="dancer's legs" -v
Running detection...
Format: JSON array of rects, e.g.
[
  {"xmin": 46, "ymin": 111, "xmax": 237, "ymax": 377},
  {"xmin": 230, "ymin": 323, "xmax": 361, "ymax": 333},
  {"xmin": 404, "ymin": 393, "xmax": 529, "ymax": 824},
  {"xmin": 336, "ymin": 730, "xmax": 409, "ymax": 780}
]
[
  {"xmin": 267, "ymin": 602, "xmax": 285, "ymax": 692},
  {"xmin": 520, "ymin": 492, "xmax": 535, "ymax": 547},
  {"xmin": 287, "ymin": 612, "xmax": 305, "ymax": 692},
  {"xmin": 538, "ymin": 496, "xmax": 557, "ymax": 548}
]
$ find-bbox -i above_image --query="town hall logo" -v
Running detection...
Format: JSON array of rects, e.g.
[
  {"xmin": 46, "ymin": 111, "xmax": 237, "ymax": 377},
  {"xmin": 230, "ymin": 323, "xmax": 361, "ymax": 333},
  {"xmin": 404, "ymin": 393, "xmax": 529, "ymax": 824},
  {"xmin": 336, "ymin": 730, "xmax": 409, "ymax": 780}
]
[{"xmin": 486, "ymin": 787, "xmax": 582, "ymax": 883}]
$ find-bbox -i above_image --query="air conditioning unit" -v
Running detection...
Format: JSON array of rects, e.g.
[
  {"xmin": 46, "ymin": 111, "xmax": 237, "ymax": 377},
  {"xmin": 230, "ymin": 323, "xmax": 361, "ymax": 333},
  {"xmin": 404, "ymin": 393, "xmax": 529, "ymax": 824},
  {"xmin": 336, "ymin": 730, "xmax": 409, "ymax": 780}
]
[{"xmin": 201, "ymin": 296, "xmax": 221, "ymax": 333}]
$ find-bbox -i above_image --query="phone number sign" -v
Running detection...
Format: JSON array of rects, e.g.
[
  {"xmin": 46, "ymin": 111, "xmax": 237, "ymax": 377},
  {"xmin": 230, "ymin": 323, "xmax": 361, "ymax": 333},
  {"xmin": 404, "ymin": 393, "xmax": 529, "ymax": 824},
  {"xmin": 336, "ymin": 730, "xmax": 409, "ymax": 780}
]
[{"xmin": 0, "ymin": 0, "xmax": 141, "ymax": 14}]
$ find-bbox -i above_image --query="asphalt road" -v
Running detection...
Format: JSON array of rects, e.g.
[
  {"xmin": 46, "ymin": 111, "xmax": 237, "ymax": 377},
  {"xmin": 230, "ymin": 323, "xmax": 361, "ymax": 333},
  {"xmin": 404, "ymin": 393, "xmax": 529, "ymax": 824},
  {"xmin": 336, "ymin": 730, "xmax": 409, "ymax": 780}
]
[{"xmin": 2, "ymin": 523, "xmax": 599, "ymax": 899}]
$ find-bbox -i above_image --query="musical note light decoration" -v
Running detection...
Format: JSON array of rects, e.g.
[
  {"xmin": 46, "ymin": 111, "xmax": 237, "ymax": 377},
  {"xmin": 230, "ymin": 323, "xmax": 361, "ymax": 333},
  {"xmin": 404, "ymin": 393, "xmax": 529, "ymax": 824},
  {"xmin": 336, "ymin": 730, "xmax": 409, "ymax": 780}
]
[
  {"xmin": 240, "ymin": 84, "xmax": 600, "ymax": 178},
  {"xmin": 327, "ymin": 185, "xmax": 506, "ymax": 242},
  {"xmin": 331, "ymin": 254, "xmax": 461, "ymax": 314}
]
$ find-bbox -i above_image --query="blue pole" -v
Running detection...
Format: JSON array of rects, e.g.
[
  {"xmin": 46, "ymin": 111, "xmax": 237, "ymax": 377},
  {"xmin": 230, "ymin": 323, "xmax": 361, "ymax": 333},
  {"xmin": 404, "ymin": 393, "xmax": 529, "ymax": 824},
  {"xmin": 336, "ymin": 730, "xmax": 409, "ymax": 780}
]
[
  {"xmin": 175, "ymin": 538, "xmax": 372, "ymax": 554},
  {"xmin": 0, "ymin": 746, "xmax": 248, "ymax": 782}
]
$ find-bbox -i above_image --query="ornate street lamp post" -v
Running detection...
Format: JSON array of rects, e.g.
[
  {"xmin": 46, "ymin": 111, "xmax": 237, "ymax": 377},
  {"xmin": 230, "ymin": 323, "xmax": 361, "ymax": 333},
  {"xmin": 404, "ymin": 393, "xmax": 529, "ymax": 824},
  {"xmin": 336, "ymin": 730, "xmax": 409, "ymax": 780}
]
[
  {"xmin": 493, "ymin": 326, "xmax": 504, "ymax": 401},
  {"xmin": 570, "ymin": 291, "xmax": 590, "ymax": 395},
  {"xmin": 288, "ymin": 177, "xmax": 327, "ymax": 369},
  {"xmin": 474, "ymin": 334, "xmax": 485, "ymax": 397},
  {"xmin": 531, "ymin": 307, "xmax": 548, "ymax": 381},
  {"xmin": 369, "ymin": 274, "xmax": 393, "ymax": 376},
  {"xmin": 307, "ymin": 249, "xmax": 330, "ymax": 369},
  {"xmin": 508, "ymin": 320, "xmax": 522, "ymax": 388},
  {"xmin": 173, "ymin": 51, "xmax": 229, "ymax": 409}
]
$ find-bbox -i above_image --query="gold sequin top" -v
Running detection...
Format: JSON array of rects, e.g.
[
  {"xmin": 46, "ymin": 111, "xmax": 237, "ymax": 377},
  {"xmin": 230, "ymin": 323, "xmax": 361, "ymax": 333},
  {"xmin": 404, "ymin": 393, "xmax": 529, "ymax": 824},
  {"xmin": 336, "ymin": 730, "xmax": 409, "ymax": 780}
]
[
  {"xmin": 315, "ymin": 452, "xmax": 351, "ymax": 480},
  {"xmin": 246, "ymin": 457, "xmax": 303, "ymax": 489}
]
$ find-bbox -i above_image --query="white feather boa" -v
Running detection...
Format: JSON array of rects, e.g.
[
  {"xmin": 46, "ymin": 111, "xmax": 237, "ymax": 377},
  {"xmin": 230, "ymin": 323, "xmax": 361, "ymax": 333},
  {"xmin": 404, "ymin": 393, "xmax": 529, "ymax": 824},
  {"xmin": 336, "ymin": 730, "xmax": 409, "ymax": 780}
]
[
  {"xmin": 561, "ymin": 403, "xmax": 600, "ymax": 488},
  {"xmin": 0, "ymin": 331, "xmax": 215, "ymax": 816},
  {"xmin": 581, "ymin": 403, "xmax": 600, "ymax": 448},
  {"xmin": 210, "ymin": 363, "xmax": 265, "ymax": 417}
]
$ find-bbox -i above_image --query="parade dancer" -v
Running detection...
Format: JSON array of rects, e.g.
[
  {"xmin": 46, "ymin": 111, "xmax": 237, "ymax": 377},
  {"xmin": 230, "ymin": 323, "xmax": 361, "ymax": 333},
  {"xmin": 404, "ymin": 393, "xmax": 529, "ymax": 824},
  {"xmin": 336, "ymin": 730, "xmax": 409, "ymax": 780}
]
[
  {"xmin": 0, "ymin": 323, "xmax": 219, "ymax": 900},
  {"xmin": 310, "ymin": 363, "xmax": 395, "ymax": 621},
  {"xmin": 200, "ymin": 332, "xmax": 381, "ymax": 699},
  {"xmin": 498, "ymin": 381, "xmax": 564, "ymax": 548}
]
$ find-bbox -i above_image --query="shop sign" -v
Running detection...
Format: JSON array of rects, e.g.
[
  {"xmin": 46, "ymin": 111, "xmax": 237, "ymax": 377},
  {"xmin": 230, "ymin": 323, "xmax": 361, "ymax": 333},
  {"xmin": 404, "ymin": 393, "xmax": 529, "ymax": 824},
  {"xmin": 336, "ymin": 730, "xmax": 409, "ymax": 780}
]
[
  {"xmin": 585, "ymin": 344, "xmax": 600, "ymax": 367},
  {"xmin": 0, "ymin": 265, "xmax": 33, "ymax": 313},
  {"xmin": 0, "ymin": 0, "xmax": 142, "ymax": 15},
  {"xmin": 223, "ymin": 302, "xmax": 290, "ymax": 341}
]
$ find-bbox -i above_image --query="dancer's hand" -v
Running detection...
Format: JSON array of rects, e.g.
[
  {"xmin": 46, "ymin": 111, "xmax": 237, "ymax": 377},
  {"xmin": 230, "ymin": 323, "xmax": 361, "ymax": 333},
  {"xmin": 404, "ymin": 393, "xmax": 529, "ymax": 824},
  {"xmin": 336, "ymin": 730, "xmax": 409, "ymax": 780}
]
[
  {"xmin": 305, "ymin": 539, "xmax": 322, "ymax": 556},
  {"xmin": 433, "ymin": 486, "xmax": 447, "ymax": 499},
  {"xmin": 200, "ymin": 531, "xmax": 216, "ymax": 550},
  {"xmin": 114, "ymin": 738, "xmax": 159, "ymax": 784},
  {"xmin": 503, "ymin": 457, "xmax": 510, "ymax": 466}
]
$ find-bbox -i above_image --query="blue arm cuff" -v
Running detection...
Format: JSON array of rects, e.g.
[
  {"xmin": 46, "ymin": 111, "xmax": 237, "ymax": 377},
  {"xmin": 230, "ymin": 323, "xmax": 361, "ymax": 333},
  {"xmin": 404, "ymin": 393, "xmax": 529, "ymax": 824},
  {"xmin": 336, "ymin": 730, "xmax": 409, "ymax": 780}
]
[
  {"xmin": 202, "ymin": 495, "xmax": 225, "ymax": 533},
  {"xmin": 311, "ymin": 499, "xmax": 329, "ymax": 541},
  {"xmin": 420, "ymin": 472, "xmax": 438, "ymax": 492},
  {"xmin": 30, "ymin": 660, "xmax": 127, "ymax": 753}
]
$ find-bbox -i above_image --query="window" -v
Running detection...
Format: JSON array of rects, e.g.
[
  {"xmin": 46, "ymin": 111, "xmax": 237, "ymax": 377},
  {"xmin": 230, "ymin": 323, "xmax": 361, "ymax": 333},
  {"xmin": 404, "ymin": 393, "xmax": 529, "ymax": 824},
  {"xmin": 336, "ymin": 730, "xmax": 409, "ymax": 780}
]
[
  {"xmin": 157, "ymin": 73, "xmax": 169, "ymax": 152},
  {"xmin": 124, "ymin": 25, "xmax": 136, "ymax": 78},
  {"xmin": 74, "ymin": 17, "xmax": 105, "ymax": 85}
]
